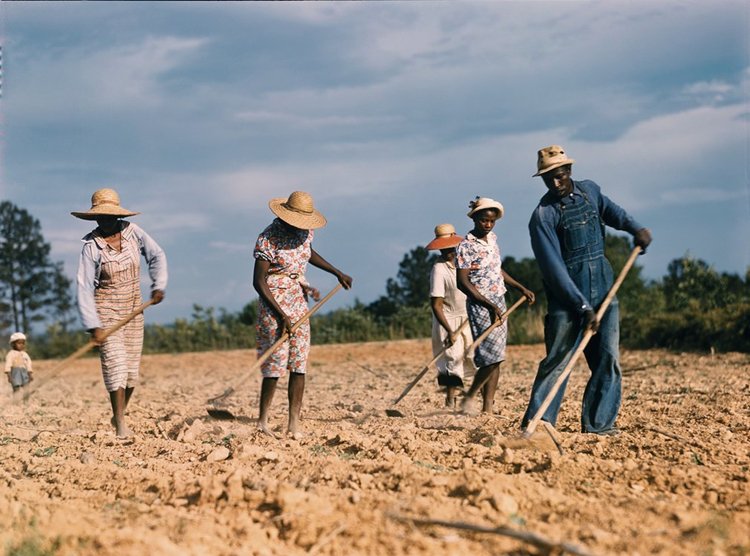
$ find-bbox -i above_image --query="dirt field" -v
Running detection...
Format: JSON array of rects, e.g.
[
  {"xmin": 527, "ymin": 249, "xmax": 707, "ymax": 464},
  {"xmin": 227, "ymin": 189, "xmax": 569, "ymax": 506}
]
[{"xmin": 0, "ymin": 340, "xmax": 748, "ymax": 555}]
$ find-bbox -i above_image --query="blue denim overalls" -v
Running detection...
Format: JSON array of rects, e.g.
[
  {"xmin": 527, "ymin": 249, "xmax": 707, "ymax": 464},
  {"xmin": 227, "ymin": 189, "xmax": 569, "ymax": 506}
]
[{"xmin": 522, "ymin": 187, "xmax": 622, "ymax": 433}]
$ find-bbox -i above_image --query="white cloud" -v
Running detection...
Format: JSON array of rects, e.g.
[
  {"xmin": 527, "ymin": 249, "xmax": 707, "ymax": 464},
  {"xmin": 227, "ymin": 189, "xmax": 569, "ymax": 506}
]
[
  {"xmin": 9, "ymin": 35, "xmax": 208, "ymax": 119},
  {"xmin": 234, "ymin": 110, "xmax": 399, "ymax": 128},
  {"xmin": 566, "ymin": 102, "xmax": 748, "ymax": 211}
]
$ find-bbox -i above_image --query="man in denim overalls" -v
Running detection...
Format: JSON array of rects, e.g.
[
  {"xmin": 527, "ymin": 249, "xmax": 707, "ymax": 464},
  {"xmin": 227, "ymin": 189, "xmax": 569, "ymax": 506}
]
[{"xmin": 521, "ymin": 146, "xmax": 652, "ymax": 435}]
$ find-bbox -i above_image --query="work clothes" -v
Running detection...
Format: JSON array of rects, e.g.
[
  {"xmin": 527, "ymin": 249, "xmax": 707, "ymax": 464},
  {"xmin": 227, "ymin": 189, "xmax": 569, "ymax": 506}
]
[
  {"xmin": 522, "ymin": 179, "xmax": 643, "ymax": 433},
  {"xmin": 456, "ymin": 230, "xmax": 508, "ymax": 368},
  {"xmin": 76, "ymin": 221, "xmax": 167, "ymax": 392},
  {"xmin": 429, "ymin": 260, "xmax": 475, "ymax": 386},
  {"xmin": 254, "ymin": 218, "xmax": 313, "ymax": 379},
  {"xmin": 5, "ymin": 350, "xmax": 32, "ymax": 390}
]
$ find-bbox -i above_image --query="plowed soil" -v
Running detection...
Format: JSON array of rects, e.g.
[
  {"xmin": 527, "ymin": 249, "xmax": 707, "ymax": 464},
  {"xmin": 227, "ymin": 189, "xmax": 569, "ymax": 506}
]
[{"xmin": 1, "ymin": 341, "xmax": 748, "ymax": 555}]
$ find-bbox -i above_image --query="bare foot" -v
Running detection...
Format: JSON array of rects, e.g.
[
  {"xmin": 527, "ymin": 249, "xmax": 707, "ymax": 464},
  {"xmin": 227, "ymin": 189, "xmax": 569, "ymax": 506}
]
[
  {"xmin": 115, "ymin": 423, "xmax": 132, "ymax": 438},
  {"xmin": 286, "ymin": 430, "xmax": 304, "ymax": 441},
  {"xmin": 459, "ymin": 397, "xmax": 479, "ymax": 416},
  {"xmin": 257, "ymin": 420, "xmax": 278, "ymax": 439}
]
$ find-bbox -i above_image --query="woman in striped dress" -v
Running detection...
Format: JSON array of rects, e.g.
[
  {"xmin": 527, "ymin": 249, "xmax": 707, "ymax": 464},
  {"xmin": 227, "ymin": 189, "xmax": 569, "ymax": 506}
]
[{"xmin": 73, "ymin": 189, "xmax": 167, "ymax": 438}]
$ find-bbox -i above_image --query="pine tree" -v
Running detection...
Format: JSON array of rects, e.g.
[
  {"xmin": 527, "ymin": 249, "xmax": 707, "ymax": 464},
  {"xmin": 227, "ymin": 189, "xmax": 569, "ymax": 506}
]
[{"xmin": 0, "ymin": 201, "xmax": 74, "ymax": 334}]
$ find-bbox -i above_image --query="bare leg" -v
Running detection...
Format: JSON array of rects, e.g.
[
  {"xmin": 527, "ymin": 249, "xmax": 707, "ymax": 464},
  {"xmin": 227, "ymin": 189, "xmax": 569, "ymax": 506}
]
[
  {"xmin": 111, "ymin": 386, "xmax": 136, "ymax": 429},
  {"xmin": 124, "ymin": 386, "xmax": 135, "ymax": 411},
  {"xmin": 287, "ymin": 373, "xmax": 305, "ymax": 438},
  {"xmin": 460, "ymin": 363, "xmax": 499, "ymax": 414},
  {"xmin": 480, "ymin": 363, "xmax": 500, "ymax": 413},
  {"xmin": 109, "ymin": 388, "xmax": 131, "ymax": 438},
  {"xmin": 258, "ymin": 377, "xmax": 278, "ymax": 437},
  {"xmin": 445, "ymin": 387, "xmax": 458, "ymax": 408}
]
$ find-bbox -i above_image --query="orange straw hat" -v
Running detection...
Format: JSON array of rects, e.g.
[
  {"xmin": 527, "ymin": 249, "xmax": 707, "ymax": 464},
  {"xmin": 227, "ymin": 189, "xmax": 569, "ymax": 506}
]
[
  {"xmin": 467, "ymin": 196, "xmax": 504, "ymax": 218},
  {"xmin": 71, "ymin": 188, "xmax": 139, "ymax": 220},
  {"xmin": 426, "ymin": 223, "xmax": 463, "ymax": 250},
  {"xmin": 269, "ymin": 191, "xmax": 327, "ymax": 230},
  {"xmin": 533, "ymin": 145, "xmax": 576, "ymax": 177}
]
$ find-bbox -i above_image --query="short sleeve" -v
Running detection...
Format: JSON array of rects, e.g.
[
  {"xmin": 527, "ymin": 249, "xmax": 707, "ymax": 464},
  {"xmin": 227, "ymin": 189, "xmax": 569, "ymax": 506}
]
[
  {"xmin": 253, "ymin": 231, "xmax": 275, "ymax": 263},
  {"xmin": 429, "ymin": 264, "xmax": 446, "ymax": 298},
  {"xmin": 455, "ymin": 241, "xmax": 471, "ymax": 270}
]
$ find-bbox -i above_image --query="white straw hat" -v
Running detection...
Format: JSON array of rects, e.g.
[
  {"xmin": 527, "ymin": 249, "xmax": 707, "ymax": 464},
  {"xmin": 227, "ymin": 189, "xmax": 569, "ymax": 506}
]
[
  {"xmin": 467, "ymin": 197, "xmax": 504, "ymax": 219},
  {"xmin": 9, "ymin": 332, "xmax": 26, "ymax": 344}
]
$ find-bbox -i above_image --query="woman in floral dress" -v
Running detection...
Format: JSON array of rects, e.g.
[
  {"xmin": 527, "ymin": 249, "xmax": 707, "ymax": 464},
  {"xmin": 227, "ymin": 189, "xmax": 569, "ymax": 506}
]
[
  {"xmin": 456, "ymin": 197, "xmax": 535, "ymax": 414},
  {"xmin": 253, "ymin": 191, "xmax": 352, "ymax": 438}
]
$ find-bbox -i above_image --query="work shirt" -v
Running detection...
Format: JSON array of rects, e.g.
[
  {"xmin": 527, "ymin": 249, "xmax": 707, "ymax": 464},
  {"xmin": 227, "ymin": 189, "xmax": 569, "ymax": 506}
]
[
  {"xmin": 529, "ymin": 179, "xmax": 642, "ymax": 314},
  {"xmin": 429, "ymin": 261, "xmax": 467, "ymax": 318},
  {"xmin": 76, "ymin": 221, "xmax": 168, "ymax": 330},
  {"xmin": 5, "ymin": 350, "xmax": 32, "ymax": 374}
]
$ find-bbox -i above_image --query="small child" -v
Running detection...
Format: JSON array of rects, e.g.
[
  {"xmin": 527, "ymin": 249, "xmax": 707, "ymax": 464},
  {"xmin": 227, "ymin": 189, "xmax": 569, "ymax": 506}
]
[
  {"xmin": 427, "ymin": 224, "xmax": 476, "ymax": 407},
  {"xmin": 5, "ymin": 332, "xmax": 33, "ymax": 392}
]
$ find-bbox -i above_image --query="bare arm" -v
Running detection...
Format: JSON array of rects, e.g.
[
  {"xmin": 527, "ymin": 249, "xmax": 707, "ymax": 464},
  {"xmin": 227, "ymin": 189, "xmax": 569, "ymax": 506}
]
[
  {"xmin": 253, "ymin": 258, "xmax": 293, "ymax": 334},
  {"xmin": 457, "ymin": 268, "xmax": 504, "ymax": 321},
  {"xmin": 501, "ymin": 270, "xmax": 536, "ymax": 305},
  {"xmin": 430, "ymin": 297, "xmax": 455, "ymax": 345},
  {"xmin": 309, "ymin": 248, "xmax": 353, "ymax": 289}
]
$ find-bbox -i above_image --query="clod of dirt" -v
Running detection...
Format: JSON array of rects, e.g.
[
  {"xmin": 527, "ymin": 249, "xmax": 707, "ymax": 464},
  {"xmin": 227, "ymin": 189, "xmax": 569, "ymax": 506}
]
[{"xmin": 207, "ymin": 446, "xmax": 230, "ymax": 462}]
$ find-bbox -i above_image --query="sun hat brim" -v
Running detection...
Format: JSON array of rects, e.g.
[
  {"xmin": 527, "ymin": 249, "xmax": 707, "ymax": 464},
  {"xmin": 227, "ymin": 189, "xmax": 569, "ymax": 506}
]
[
  {"xmin": 269, "ymin": 198, "xmax": 327, "ymax": 230},
  {"xmin": 532, "ymin": 158, "xmax": 575, "ymax": 177},
  {"xmin": 467, "ymin": 201, "xmax": 504, "ymax": 218},
  {"xmin": 71, "ymin": 205, "xmax": 139, "ymax": 221},
  {"xmin": 426, "ymin": 235, "xmax": 463, "ymax": 250}
]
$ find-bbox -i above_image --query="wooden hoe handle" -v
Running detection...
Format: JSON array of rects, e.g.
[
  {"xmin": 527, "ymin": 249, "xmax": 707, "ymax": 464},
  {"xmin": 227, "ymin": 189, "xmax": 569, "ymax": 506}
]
[
  {"xmin": 523, "ymin": 246, "xmax": 642, "ymax": 436},
  {"xmin": 22, "ymin": 299, "xmax": 155, "ymax": 400}
]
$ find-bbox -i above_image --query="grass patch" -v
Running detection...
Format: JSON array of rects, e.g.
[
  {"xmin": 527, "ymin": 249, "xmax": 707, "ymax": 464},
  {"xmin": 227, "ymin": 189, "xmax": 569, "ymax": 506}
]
[
  {"xmin": 5, "ymin": 533, "xmax": 61, "ymax": 556},
  {"xmin": 32, "ymin": 447, "xmax": 56, "ymax": 458}
]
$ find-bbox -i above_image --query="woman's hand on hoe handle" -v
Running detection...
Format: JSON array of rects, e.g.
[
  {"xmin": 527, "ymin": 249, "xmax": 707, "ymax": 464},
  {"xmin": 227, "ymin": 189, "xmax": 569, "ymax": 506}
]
[{"xmin": 336, "ymin": 271, "xmax": 353, "ymax": 290}]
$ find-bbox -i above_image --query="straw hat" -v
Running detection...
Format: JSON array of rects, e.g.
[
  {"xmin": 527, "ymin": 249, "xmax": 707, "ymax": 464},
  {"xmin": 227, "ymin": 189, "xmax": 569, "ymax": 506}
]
[
  {"xmin": 71, "ymin": 188, "xmax": 139, "ymax": 220},
  {"xmin": 533, "ymin": 145, "xmax": 575, "ymax": 177},
  {"xmin": 269, "ymin": 191, "xmax": 327, "ymax": 230},
  {"xmin": 426, "ymin": 223, "xmax": 463, "ymax": 250},
  {"xmin": 9, "ymin": 332, "xmax": 26, "ymax": 344},
  {"xmin": 467, "ymin": 197, "xmax": 504, "ymax": 219}
]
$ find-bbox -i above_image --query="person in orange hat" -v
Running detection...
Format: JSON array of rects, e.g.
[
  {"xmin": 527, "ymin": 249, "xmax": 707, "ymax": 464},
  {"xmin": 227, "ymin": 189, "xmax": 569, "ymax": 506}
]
[
  {"xmin": 254, "ymin": 191, "xmax": 352, "ymax": 438},
  {"xmin": 73, "ymin": 188, "xmax": 167, "ymax": 439},
  {"xmin": 456, "ymin": 197, "xmax": 535, "ymax": 414},
  {"xmin": 521, "ymin": 145, "xmax": 652, "ymax": 436},
  {"xmin": 426, "ymin": 224, "xmax": 476, "ymax": 407}
]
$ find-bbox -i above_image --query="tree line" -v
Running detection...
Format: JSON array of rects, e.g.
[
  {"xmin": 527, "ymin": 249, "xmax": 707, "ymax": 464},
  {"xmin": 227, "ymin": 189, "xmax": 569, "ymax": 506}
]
[{"xmin": 1, "ymin": 200, "xmax": 748, "ymax": 358}]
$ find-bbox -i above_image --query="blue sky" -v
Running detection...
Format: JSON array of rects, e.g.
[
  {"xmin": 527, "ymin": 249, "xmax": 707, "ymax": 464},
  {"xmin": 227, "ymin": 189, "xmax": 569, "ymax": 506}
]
[{"xmin": 1, "ymin": 1, "xmax": 748, "ymax": 324}]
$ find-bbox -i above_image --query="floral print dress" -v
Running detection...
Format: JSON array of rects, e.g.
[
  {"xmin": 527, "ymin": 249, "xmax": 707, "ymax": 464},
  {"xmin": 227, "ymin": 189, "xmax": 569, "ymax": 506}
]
[
  {"xmin": 455, "ymin": 230, "xmax": 508, "ymax": 368},
  {"xmin": 254, "ymin": 218, "xmax": 314, "ymax": 378}
]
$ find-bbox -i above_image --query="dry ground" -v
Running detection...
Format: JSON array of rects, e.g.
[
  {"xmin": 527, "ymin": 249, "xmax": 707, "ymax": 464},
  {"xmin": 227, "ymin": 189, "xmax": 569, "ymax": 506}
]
[{"xmin": 0, "ymin": 340, "xmax": 748, "ymax": 555}]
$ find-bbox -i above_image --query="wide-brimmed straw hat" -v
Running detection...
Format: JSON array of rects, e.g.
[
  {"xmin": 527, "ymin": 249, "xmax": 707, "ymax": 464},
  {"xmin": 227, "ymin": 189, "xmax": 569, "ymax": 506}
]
[
  {"xmin": 533, "ymin": 145, "xmax": 576, "ymax": 177},
  {"xmin": 9, "ymin": 332, "xmax": 26, "ymax": 344},
  {"xmin": 269, "ymin": 191, "xmax": 327, "ymax": 230},
  {"xmin": 426, "ymin": 223, "xmax": 463, "ymax": 250},
  {"xmin": 71, "ymin": 188, "xmax": 139, "ymax": 220},
  {"xmin": 467, "ymin": 197, "xmax": 504, "ymax": 219}
]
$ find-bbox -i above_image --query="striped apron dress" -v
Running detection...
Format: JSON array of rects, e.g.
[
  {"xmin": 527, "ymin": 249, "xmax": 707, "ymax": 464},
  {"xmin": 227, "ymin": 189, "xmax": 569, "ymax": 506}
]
[{"xmin": 93, "ymin": 226, "xmax": 144, "ymax": 392}]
